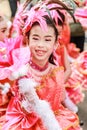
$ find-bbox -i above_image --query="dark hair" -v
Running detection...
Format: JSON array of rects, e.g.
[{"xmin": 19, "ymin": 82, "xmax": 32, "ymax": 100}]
[
  {"xmin": 55, "ymin": 10, "xmax": 65, "ymax": 26},
  {"xmin": 26, "ymin": 15, "xmax": 58, "ymax": 65},
  {"xmin": 44, "ymin": 15, "xmax": 58, "ymax": 64},
  {"xmin": 26, "ymin": 15, "xmax": 58, "ymax": 41},
  {"xmin": 44, "ymin": 15, "xmax": 58, "ymax": 41}
]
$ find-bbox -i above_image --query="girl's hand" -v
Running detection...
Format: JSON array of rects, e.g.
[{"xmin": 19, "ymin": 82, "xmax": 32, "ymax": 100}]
[
  {"xmin": 18, "ymin": 78, "xmax": 62, "ymax": 130},
  {"xmin": 18, "ymin": 78, "xmax": 39, "ymax": 103}
]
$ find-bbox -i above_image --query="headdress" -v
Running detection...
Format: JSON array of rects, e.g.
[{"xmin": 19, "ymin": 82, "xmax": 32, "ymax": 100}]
[{"xmin": 13, "ymin": 0, "xmax": 75, "ymax": 35}]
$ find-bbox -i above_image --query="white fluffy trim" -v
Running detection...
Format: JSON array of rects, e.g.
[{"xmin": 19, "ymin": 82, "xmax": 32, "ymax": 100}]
[
  {"xmin": 18, "ymin": 78, "xmax": 62, "ymax": 130},
  {"xmin": 18, "ymin": 78, "xmax": 37, "ymax": 93},
  {"xmin": 33, "ymin": 100, "xmax": 62, "ymax": 130},
  {"xmin": 9, "ymin": 64, "xmax": 29, "ymax": 80},
  {"xmin": 18, "ymin": 78, "xmax": 39, "ymax": 103},
  {"xmin": 64, "ymin": 92, "xmax": 78, "ymax": 113}
]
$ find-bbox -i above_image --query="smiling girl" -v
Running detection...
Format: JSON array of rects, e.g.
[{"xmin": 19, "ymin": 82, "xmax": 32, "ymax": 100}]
[{"xmin": 0, "ymin": 0, "xmax": 82, "ymax": 130}]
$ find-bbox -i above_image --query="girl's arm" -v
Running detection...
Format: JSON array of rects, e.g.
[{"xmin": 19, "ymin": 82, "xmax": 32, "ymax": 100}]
[{"xmin": 18, "ymin": 78, "xmax": 62, "ymax": 130}]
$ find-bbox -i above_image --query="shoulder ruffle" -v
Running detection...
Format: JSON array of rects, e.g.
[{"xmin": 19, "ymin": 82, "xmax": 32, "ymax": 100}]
[{"xmin": 0, "ymin": 37, "xmax": 30, "ymax": 80}]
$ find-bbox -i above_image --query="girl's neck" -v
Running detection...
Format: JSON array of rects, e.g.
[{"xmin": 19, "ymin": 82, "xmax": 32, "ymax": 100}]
[{"xmin": 29, "ymin": 59, "xmax": 49, "ymax": 71}]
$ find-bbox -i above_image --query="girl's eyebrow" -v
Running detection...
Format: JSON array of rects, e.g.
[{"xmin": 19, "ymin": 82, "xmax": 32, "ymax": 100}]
[
  {"xmin": 32, "ymin": 34, "xmax": 53, "ymax": 38},
  {"xmin": 45, "ymin": 35, "xmax": 53, "ymax": 38},
  {"xmin": 32, "ymin": 34, "xmax": 39, "ymax": 37}
]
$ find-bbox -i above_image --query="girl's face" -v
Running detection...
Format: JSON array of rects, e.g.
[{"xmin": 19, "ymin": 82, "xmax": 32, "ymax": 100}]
[
  {"xmin": 0, "ymin": 20, "xmax": 9, "ymax": 41},
  {"xmin": 29, "ymin": 24, "xmax": 57, "ymax": 66}
]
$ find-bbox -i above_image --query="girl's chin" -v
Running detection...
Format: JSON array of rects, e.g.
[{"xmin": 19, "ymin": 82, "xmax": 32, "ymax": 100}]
[
  {"xmin": 33, "ymin": 57, "xmax": 47, "ymax": 63},
  {"xmin": 34, "ymin": 55, "xmax": 46, "ymax": 60},
  {"xmin": 35, "ymin": 58, "xmax": 45, "ymax": 62}
]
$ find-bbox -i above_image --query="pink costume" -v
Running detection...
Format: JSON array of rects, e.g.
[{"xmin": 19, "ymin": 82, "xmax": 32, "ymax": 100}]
[
  {"xmin": 65, "ymin": 51, "xmax": 87, "ymax": 104},
  {"xmin": 0, "ymin": 45, "xmax": 81, "ymax": 130},
  {"xmin": 0, "ymin": 1, "xmax": 82, "ymax": 130},
  {"xmin": 55, "ymin": 45, "xmax": 87, "ymax": 105},
  {"xmin": 2, "ymin": 61, "xmax": 80, "ymax": 130}
]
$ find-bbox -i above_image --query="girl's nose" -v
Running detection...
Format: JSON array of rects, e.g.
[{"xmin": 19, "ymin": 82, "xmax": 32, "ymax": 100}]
[{"xmin": 37, "ymin": 41, "xmax": 44, "ymax": 47}]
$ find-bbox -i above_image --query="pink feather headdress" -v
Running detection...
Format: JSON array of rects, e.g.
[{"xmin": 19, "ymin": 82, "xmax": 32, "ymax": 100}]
[
  {"xmin": 22, "ymin": 3, "xmax": 48, "ymax": 33},
  {"xmin": 22, "ymin": 2, "xmax": 65, "ymax": 33},
  {"xmin": 13, "ymin": 0, "xmax": 73, "ymax": 35}
]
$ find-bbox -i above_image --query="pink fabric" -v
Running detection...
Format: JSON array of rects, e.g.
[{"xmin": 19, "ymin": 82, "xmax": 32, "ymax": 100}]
[
  {"xmin": 0, "ymin": 47, "xmax": 30, "ymax": 80},
  {"xmin": 0, "ymin": 36, "xmax": 23, "ymax": 65},
  {"xmin": 2, "ymin": 67, "xmax": 80, "ymax": 130},
  {"xmin": 75, "ymin": 7, "xmax": 87, "ymax": 18},
  {"xmin": 66, "ymin": 51, "xmax": 87, "ymax": 104},
  {"xmin": 74, "ymin": 7, "xmax": 87, "ymax": 29},
  {"xmin": 0, "ymin": 36, "xmax": 30, "ymax": 80},
  {"xmin": 3, "ymin": 97, "xmax": 38, "ymax": 130}
]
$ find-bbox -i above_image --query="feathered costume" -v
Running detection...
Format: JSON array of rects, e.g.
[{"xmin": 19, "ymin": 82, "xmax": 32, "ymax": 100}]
[
  {"xmin": 0, "ymin": 0, "xmax": 83, "ymax": 130},
  {"xmin": 66, "ymin": 51, "xmax": 87, "ymax": 104}
]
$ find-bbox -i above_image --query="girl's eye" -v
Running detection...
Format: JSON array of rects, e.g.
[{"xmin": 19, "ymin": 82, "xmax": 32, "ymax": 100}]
[
  {"xmin": 32, "ymin": 37, "xmax": 39, "ymax": 40},
  {"xmin": 45, "ymin": 39, "xmax": 51, "ymax": 41}
]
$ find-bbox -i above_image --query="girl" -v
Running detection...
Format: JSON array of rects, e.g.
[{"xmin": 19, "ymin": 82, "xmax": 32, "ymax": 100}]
[{"xmin": 0, "ymin": 0, "xmax": 82, "ymax": 130}]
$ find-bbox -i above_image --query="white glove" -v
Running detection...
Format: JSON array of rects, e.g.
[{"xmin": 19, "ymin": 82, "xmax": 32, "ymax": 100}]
[
  {"xmin": 18, "ymin": 78, "xmax": 62, "ymax": 130},
  {"xmin": 34, "ymin": 100, "xmax": 62, "ymax": 130},
  {"xmin": 18, "ymin": 78, "xmax": 39, "ymax": 104},
  {"xmin": 63, "ymin": 92, "xmax": 78, "ymax": 113},
  {"xmin": 9, "ymin": 64, "xmax": 29, "ymax": 80}
]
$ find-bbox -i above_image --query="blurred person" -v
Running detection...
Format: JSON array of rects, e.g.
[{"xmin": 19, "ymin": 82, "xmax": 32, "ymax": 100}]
[
  {"xmin": 0, "ymin": 15, "xmax": 11, "ymax": 41},
  {"xmin": 8, "ymin": 0, "xmax": 20, "ymax": 21}
]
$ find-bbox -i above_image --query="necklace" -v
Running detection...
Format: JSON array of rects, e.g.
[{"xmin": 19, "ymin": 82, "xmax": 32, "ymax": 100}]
[
  {"xmin": 29, "ymin": 60, "xmax": 49, "ymax": 72},
  {"xmin": 28, "ymin": 61, "xmax": 53, "ymax": 82}
]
